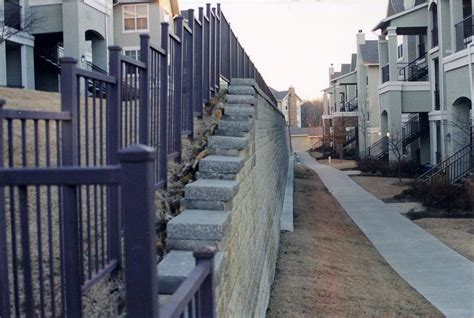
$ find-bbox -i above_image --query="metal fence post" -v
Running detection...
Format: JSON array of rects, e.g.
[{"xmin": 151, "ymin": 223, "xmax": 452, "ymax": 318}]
[
  {"xmin": 107, "ymin": 46, "xmax": 123, "ymax": 268},
  {"xmin": 59, "ymin": 57, "xmax": 82, "ymax": 316},
  {"xmin": 119, "ymin": 145, "xmax": 158, "ymax": 318},
  {"xmin": 0, "ymin": 99, "xmax": 10, "ymax": 318},
  {"xmin": 216, "ymin": 4, "xmax": 222, "ymax": 88},
  {"xmin": 196, "ymin": 7, "xmax": 204, "ymax": 116},
  {"xmin": 194, "ymin": 246, "xmax": 217, "ymax": 318},
  {"xmin": 175, "ymin": 16, "xmax": 184, "ymax": 163},
  {"xmin": 140, "ymin": 34, "xmax": 151, "ymax": 145},
  {"xmin": 160, "ymin": 22, "xmax": 170, "ymax": 187},
  {"xmin": 187, "ymin": 9, "xmax": 195, "ymax": 137},
  {"xmin": 204, "ymin": 4, "xmax": 211, "ymax": 101}
]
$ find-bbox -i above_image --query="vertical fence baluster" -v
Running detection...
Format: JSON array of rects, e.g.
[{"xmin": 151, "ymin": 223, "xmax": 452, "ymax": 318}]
[
  {"xmin": 0, "ymin": 99, "xmax": 10, "ymax": 318},
  {"xmin": 187, "ymin": 9, "xmax": 195, "ymax": 137},
  {"xmin": 140, "ymin": 34, "xmax": 151, "ymax": 145},
  {"xmin": 216, "ymin": 4, "xmax": 222, "ymax": 89},
  {"xmin": 19, "ymin": 186, "xmax": 34, "ymax": 317},
  {"xmin": 204, "ymin": 5, "xmax": 210, "ymax": 101},
  {"xmin": 160, "ymin": 22, "xmax": 170, "ymax": 187},
  {"xmin": 119, "ymin": 145, "xmax": 158, "ymax": 317},
  {"xmin": 59, "ymin": 57, "xmax": 82, "ymax": 316},
  {"xmin": 196, "ymin": 8, "xmax": 204, "ymax": 116},
  {"xmin": 107, "ymin": 46, "xmax": 123, "ymax": 270},
  {"xmin": 175, "ymin": 16, "xmax": 184, "ymax": 162}
]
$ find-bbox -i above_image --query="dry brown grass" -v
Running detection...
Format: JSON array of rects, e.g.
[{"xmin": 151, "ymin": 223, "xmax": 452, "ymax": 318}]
[
  {"xmin": 351, "ymin": 176, "xmax": 413, "ymax": 201},
  {"xmin": 267, "ymin": 165, "xmax": 442, "ymax": 317},
  {"xmin": 317, "ymin": 158, "xmax": 358, "ymax": 171},
  {"xmin": 415, "ymin": 218, "xmax": 474, "ymax": 262}
]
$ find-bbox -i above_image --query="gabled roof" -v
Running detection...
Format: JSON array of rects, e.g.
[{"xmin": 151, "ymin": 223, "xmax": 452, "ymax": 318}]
[
  {"xmin": 387, "ymin": 0, "xmax": 405, "ymax": 17},
  {"xmin": 341, "ymin": 64, "xmax": 351, "ymax": 76},
  {"xmin": 270, "ymin": 88, "xmax": 289, "ymax": 101},
  {"xmin": 359, "ymin": 40, "xmax": 379, "ymax": 65},
  {"xmin": 330, "ymin": 72, "xmax": 341, "ymax": 81},
  {"xmin": 350, "ymin": 54, "xmax": 357, "ymax": 71}
]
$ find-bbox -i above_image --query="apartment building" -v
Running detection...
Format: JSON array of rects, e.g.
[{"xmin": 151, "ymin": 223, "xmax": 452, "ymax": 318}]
[
  {"xmin": 373, "ymin": 0, "xmax": 473, "ymax": 172},
  {"xmin": 0, "ymin": 0, "xmax": 36, "ymax": 89},
  {"xmin": 113, "ymin": 0, "xmax": 179, "ymax": 57},
  {"xmin": 322, "ymin": 31, "xmax": 380, "ymax": 158},
  {"xmin": 271, "ymin": 86, "xmax": 303, "ymax": 127},
  {"xmin": 0, "ymin": 0, "xmax": 179, "ymax": 92}
]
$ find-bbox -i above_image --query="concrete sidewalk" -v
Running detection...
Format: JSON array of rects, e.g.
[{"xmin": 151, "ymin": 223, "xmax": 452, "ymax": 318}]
[{"xmin": 297, "ymin": 152, "xmax": 474, "ymax": 318}]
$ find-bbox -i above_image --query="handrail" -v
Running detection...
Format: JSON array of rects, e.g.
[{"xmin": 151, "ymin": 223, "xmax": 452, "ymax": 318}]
[
  {"xmin": 455, "ymin": 14, "xmax": 474, "ymax": 51},
  {"xmin": 364, "ymin": 136, "xmax": 389, "ymax": 160},
  {"xmin": 417, "ymin": 142, "xmax": 473, "ymax": 184},
  {"xmin": 398, "ymin": 54, "xmax": 428, "ymax": 82}
]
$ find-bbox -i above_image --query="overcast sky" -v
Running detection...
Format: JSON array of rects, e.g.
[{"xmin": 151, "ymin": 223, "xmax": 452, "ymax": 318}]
[{"xmin": 180, "ymin": 0, "xmax": 387, "ymax": 100}]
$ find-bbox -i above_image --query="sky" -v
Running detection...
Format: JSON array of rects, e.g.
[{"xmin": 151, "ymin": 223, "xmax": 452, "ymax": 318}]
[{"xmin": 179, "ymin": 0, "xmax": 388, "ymax": 100}]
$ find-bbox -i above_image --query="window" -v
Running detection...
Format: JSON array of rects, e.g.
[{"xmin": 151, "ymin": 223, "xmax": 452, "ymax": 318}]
[
  {"xmin": 123, "ymin": 4, "xmax": 148, "ymax": 32},
  {"xmin": 125, "ymin": 49, "xmax": 140, "ymax": 60},
  {"xmin": 397, "ymin": 44, "xmax": 404, "ymax": 59}
]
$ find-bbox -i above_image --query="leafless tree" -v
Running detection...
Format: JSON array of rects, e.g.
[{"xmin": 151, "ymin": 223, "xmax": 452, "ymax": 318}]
[
  {"xmin": 387, "ymin": 124, "xmax": 405, "ymax": 183},
  {"xmin": 358, "ymin": 108, "xmax": 371, "ymax": 156},
  {"xmin": 0, "ymin": 8, "xmax": 42, "ymax": 44}
]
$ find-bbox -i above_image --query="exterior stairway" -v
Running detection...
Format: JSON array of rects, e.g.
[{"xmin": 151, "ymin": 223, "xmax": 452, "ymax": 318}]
[{"xmin": 417, "ymin": 140, "xmax": 473, "ymax": 185}]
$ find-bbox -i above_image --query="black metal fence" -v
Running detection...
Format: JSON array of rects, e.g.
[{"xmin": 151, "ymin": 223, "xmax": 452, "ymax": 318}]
[{"xmin": 0, "ymin": 3, "xmax": 276, "ymax": 317}]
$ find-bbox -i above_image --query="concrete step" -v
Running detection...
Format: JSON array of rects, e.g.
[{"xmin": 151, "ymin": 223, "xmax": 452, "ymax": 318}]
[
  {"xmin": 208, "ymin": 136, "xmax": 248, "ymax": 151},
  {"xmin": 196, "ymin": 171, "xmax": 237, "ymax": 180},
  {"xmin": 228, "ymin": 85, "xmax": 255, "ymax": 95},
  {"xmin": 185, "ymin": 179, "xmax": 239, "ymax": 202},
  {"xmin": 218, "ymin": 120, "xmax": 253, "ymax": 134},
  {"xmin": 226, "ymin": 94, "xmax": 255, "ymax": 105},
  {"xmin": 167, "ymin": 210, "xmax": 231, "ymax": 250},
  {"xmin": 185, "ymin": 199, "xmax": 233, "ymax": 211},
  {"xmin": 199, "ymin": 155, "xmax": 244, "ymax": 174},
  {"xmin": 223, "ymin": 104, "xmax": 255, "ymax": 119},
  {"xmin": 157, "ymin": 250, "xmax": 224, "ymax": 295}
]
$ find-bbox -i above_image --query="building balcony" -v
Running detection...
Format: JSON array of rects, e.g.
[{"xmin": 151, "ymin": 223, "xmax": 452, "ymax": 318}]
[
  {"xmin": 4, "ymin": 0, "xmax": 22, "ymax": 30},
  {"xmin": 455, "ymin": 15, "xmax": 474, "ymax": 52},
  {"xmin": 379, "ymin": 81, "xmax": 431, "ymax": 113}
]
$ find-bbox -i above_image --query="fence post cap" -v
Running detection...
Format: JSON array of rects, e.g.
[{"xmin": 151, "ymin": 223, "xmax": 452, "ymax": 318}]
[
  {"xmin": 108, "ymin": 45, "xmax": 123, "ymax": 52},
  {"xmin": 59, "ymin": 57, "xmax": 78, "ymax": 64},
  {"xmin": 161, "ymin": 21, "xmax": 169, "ymax": 27},
  {"xmin": 118, "ymin": 144, "xmax": 155, "ymax": 163},
  {"xmin": 0, "ymin": 98, "xmax": 5, "ymax": 107},
  {"xmin": 140, "ymin": 33, "xmax": 150, "ymax": 39},
  {"xmin": 193, "ymin": 246, "xmax": 217, "ymax": 259},
  {"xmin": 175, "ymin": 15, "xmax": 184, "ymax": 21}
]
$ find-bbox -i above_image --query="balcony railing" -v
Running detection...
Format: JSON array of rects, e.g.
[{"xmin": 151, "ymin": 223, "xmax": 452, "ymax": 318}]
[
  {"xmin": 455, "ymin": 14, "xmax": 474, "ymax": 51},
  {"xmin": 4, "ymin": 0, "xmax": 22, "ymax": 30},
  {"xmin": 431, "ymin": 28, "xmax": 439, "ymax": 48},
  {"xmin": 398, "ymin": 54, "xmax": 428, "ymax": 82},
  {"xmin": 381, "ymin": 64, "xmax": 389, "ymax": 83}
]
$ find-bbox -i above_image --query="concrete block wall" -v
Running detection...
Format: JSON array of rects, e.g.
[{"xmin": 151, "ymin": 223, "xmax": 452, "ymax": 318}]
[{"xmin": 159, "ymin": 78, "xmax": 290, "ymax": 317}]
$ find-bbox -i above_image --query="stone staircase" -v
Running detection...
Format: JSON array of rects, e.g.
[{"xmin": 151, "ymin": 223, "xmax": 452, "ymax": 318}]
[{"xmin": 157, "ymin": 79, "xmax": 257, "ymax": 296}]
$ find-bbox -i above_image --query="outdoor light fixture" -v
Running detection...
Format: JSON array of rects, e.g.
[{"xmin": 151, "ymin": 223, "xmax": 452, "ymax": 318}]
[
  {"xmin": 378, "ymin": 131, "xmax": 382, "ymax": 136},
  {"xmin": 81, "ymin": 55, "xmax": 86, "ymax": 63},
  {"xmin": 446, "ymin": 132, "xmax": 451, "ymax": 143},
  {"xmin": 386, "ymin": 132, "xmax": 390, "ymax": 137}
]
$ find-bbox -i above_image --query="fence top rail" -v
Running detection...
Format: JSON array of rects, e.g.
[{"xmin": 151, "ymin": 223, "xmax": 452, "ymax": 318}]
[
  {"xmin": 159, "ymin": 262, "xmax": 211, "ymax": 318},
  {"xmin": 120, "ymin": 55, "xmax": 147, "ymax": 69},
  {"xmin": 169, "ymin": 32, "xmax": 182, "ymax": 44},
  {"xmin": 150, "ymin": 44, "xmax": 166, "ymax": 57},
  {"xmin": 0, "ymin": 109, "xmax": 72, "ymax": 121},
  {"xmin": 183, "ymin": 23, "xmax": 193, "ymax": 34},
  {"xmin": 75, "ymin": 68, "xmax": 117, "ymax": 84},
  {"xmin": 0, "ymin": 166, "xmax": 121, "ymax": 186}
]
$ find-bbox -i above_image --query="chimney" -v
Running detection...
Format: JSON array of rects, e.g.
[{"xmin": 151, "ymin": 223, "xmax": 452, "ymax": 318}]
[
  {"xmin": 329, "ymin": 64, "xmax": 335, "ymax": 79},
  {"xmin": 289, "ymin": 86, "xmax": 296, "ymax": 94},
  {"xmin": 357, "ymin": 30, "xmax": 366, "ymax": 45}
]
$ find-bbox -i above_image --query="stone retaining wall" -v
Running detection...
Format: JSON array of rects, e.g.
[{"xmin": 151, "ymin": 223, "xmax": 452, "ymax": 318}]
[{"xmin": 159, "ymin": 78, "xmax": 290, "ymax": 317}]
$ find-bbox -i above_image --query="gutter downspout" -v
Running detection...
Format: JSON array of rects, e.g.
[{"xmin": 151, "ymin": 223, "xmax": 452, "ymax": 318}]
[{"xmin": 469, "ymin": 43, "xmax": 474, "ymax": 124}]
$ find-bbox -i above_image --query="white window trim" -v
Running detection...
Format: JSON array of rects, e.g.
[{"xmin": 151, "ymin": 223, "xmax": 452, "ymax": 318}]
[
  {"xmin": 123, "ymin": 46, "xmax": 141, "ymax": 60},
  {"xmin": 122, "ymin": 4, "xmax": 149, "ymax": 34}
]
